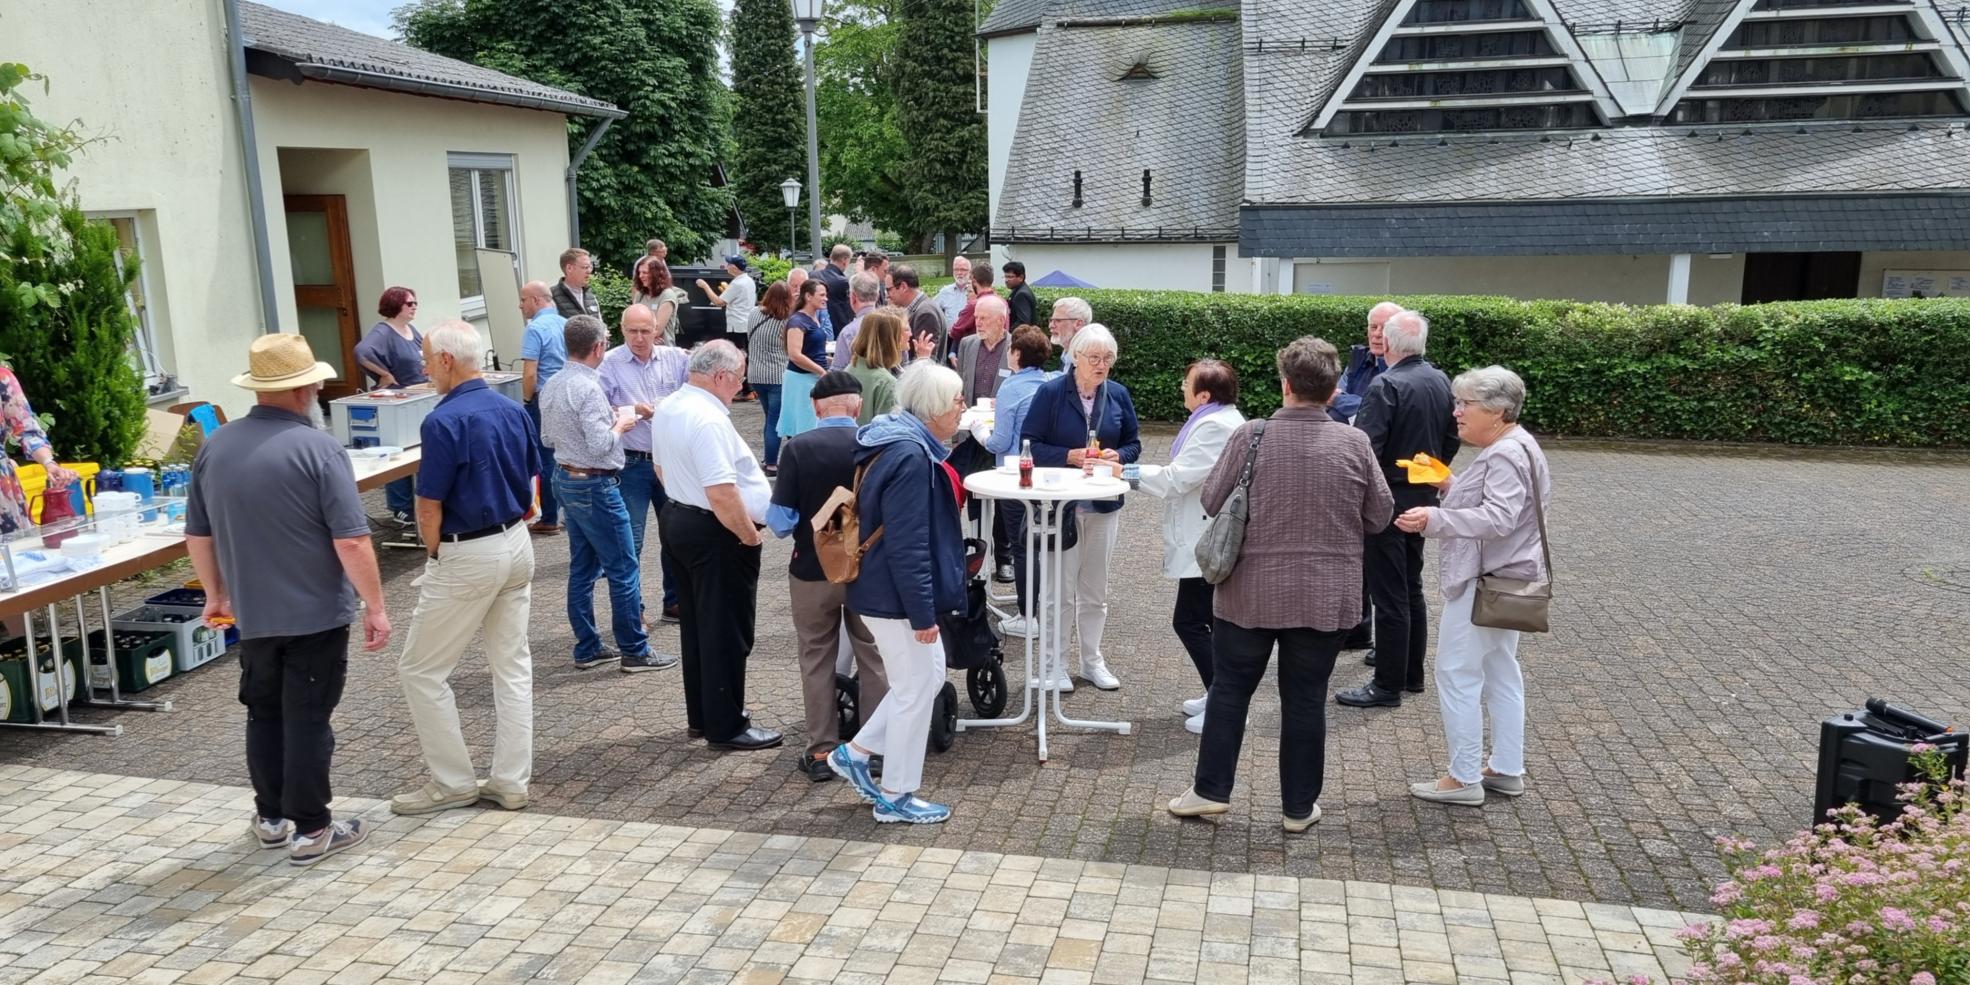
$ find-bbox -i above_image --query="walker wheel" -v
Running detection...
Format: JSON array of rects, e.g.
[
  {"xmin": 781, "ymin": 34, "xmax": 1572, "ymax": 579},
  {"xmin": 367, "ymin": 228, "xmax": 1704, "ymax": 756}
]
[
  {"xmin": 835, "ymin": 673, "xmax": 861, "ymax": 741},
  {"xmin": 929, "ymin": 681, "xmax": 958, "ymax": 753}
]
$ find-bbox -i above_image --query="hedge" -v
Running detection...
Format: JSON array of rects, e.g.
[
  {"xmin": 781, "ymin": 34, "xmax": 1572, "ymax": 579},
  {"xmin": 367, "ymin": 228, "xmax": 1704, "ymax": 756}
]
[{"xmin": 1029, "ymin": 291, "xmax": 1970, "ymax": 447}]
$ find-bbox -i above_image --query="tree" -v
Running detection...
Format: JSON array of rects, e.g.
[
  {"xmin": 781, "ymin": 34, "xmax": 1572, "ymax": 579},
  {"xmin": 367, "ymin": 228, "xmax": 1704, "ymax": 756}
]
[
  {"xmin": 728, "ymin": 0, "xmax": 806, "ymax": 254},
  {"xmin": 892, "ymin": 0, "xmax": 988, "ymax": 258},
  {"xmin": 396, "ymin": 0, "xmax": 731, "ymax": 267},
  {"xmin": 814, "ymin": 0, "xmax": 919, "ymax": 239},
  {"xmin": 0, "ymin": 64, "xmax": 147, "ymax": 466}
]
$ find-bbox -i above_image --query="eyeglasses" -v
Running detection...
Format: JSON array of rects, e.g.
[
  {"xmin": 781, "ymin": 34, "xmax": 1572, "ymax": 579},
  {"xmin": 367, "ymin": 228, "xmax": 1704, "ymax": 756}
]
[
  {"xmin": 1454, "ymin": 399, "xmax": 1487, "ymax": 411},
  {"xmin": 405, "ymin": 300, "xmax": 419, "ymax": 307},
  {"xmin": 1079, "ymin": 353, "xmax": 1116, "ymax": 366}
]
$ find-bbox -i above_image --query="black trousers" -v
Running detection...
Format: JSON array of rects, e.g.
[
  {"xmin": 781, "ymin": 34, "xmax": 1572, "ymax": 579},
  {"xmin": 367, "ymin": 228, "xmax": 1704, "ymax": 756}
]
[
  {"xmin": 1004, "ymin": 503, "xmax": 1029, "ymax": 614},
  {"xmin": 1367, "ymin": 525, "xmax": 1429, "ymax": 691},
  {"xmin": 1193, "ymin": 620, "xmax": 1342, "ymax": 819},
  {"xmin": 238, "ymin": 626, "xmax": 350, "ymax": 833},
  {"xmin": 661, "ymin": 503, "xmax": 762, "ymax": 742},
  {"xmin": 1172, "ymin": 577, "xmax": 1215, "ymax": 689}
]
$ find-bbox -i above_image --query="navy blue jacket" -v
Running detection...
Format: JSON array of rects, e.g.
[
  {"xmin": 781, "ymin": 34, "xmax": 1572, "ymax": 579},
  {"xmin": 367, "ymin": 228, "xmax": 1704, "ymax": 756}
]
[
  {"xmin": 1328, "ymin": 344, "xmax": 1386, "ymax": 423},
  {"xmin": 846, "ymin": 414, "xmax": 967, "ymax": 630},
  {"xmin": 1018, "ymin": 373, "xmax": 1141, "ymax": 514}
]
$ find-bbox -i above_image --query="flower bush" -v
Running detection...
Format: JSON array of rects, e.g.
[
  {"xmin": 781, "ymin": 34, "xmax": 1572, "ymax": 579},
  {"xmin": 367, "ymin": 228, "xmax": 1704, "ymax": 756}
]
[{"xmin": 1593, "ymin": 745, "xmax": 1969, "ymax": 985}]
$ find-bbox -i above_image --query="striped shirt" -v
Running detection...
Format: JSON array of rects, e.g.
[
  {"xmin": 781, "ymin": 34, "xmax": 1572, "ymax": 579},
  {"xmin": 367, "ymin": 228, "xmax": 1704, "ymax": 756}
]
[{"xmin": 599, "ymin": 343, "xmax": 690, "ymax": 453}]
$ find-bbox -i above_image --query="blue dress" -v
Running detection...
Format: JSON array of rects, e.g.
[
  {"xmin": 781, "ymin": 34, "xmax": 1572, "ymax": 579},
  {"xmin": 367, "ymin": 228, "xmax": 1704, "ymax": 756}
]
[{"xmin": 778, "ymin": 311, "xmax": 833, "ymax": 439}]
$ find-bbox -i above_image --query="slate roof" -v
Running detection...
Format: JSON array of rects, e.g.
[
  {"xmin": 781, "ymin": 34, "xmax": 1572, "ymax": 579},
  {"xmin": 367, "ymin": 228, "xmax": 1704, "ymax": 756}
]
[
  {"xmin": 994, "ymin": 20, "xmax": 1244, "ymax": 241},
  {"xmin": 979, "ymin": 0, "xmax": 1237, "ymax": 37},
  {"xmin": 240, "ymin": 1, "xmax": 623, "ymax": 119}
]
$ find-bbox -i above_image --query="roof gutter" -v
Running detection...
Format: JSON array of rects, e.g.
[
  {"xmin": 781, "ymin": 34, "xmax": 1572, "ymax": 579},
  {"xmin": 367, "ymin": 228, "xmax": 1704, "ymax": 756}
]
[
  {"xmin": 224, "ymin": 0, "xmax": 282, "ymax": 334},
  {"xmin": 565, "ymin": 118, "xmax": 616, "ymax": 247},
  {"xmin": 289, "ymin": 62, "xmax": 627, "ymax": 121}
]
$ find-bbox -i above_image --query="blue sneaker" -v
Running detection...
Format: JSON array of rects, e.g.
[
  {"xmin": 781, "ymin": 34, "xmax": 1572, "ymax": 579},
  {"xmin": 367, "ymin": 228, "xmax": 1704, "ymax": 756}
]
[
  {"xmin": 827, "ymin": 744, "xmax": 881, "ymax": 804},
  {"xmin": 873, "ymin": 793, "xmax": 951, "ymax": 825},
  {"xmin": 573, "ymin": 649, "xmax": 620, "ymax": 671}
]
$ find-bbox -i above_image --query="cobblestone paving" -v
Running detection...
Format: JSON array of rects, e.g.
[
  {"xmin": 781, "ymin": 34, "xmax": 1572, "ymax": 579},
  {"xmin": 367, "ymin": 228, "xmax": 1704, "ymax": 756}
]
[
  {"xmin": 0, "ymin": 766, "xmax": 1716, "ymax": 985},
  {"xmin": 4, "ymin": 411, "xmax": 1968, "ymax": 915}
]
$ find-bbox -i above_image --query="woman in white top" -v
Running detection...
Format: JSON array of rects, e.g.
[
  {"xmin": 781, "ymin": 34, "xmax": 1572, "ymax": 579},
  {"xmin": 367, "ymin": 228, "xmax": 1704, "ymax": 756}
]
[
  {"xmin": 1137, "ymin": 359, "xmax": 1245, "ymax": 734},
  {"xmin": 1394, "ymin": 365, "xmax": 1552, "ymax": 807}
]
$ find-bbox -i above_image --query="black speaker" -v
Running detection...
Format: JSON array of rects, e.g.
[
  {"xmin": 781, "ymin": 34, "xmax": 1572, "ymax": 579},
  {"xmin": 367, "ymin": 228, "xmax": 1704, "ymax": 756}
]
[{"xmin": 1813, "ymin": 698, "xmax": 1968, "ymax": 827}]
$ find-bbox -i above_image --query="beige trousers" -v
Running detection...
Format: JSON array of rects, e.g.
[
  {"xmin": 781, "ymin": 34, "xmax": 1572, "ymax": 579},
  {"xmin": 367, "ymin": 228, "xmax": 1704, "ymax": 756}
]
[
  {"xmin": 398, "ymin": 523, "xmax": 535, "ymax": 794},
  {"xmin": 788, "ymin": 574, "xmax": 886, "ymax": 757}
]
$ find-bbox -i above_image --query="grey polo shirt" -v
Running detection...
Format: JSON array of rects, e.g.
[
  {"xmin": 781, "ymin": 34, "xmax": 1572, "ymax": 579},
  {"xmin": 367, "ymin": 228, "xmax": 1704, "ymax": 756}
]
[{"xmin": 185, "ymin": 405, "xmax": 371, "ymax": 640}]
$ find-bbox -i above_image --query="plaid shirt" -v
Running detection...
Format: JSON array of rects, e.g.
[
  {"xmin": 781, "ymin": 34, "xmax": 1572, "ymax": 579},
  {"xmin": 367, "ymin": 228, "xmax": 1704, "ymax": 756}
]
[
  {"xmin": 537, "ymin": 360, "xmax": 623, "ymax": 470},
  {"xmin": 599, "ymin": 344, "xmax": 689, "ymax": 453}
]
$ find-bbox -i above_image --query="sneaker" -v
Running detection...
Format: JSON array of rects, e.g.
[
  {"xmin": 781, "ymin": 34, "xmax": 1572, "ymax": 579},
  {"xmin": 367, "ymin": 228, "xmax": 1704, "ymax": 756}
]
[
  {"xmin": 873, "ymin": 793, "xmax": 951, "ymax": 824},
  {"xmin": 573, "ymin": 650, "xmax": 621, "ymax": 671},
  {"xmin": 389, "ymin": 782, "xmax": 480, "ymax": 816},
  {"xmin": 1283, "ymin": 804, "xmax": 1323, "ymax": 833},
  {"xmin": 528, "ymin": 522, "xmax": 562, "ymax": 536},
  {"xmin": 1079, "ymin": 659, "xmax": 1120, "ymax": 691},
  {"xmin": 1335, "ymin": 682, "xmax": 1401, "ymax": 708},
  {"xmin": 620, "ymin": 651, "xmax": 678, "ymax": 673},
  {"xmin": 659, "ymin": 604, "xmax": 681, "ymax": 624},
  {"xmin": 999, "ymin": 615, "xmax": 1038, "ymax": 639},
  {"xmin": 250, "ymin": 814, "xmax": 292, "ymax": 849},
  {"xmin": 1409, "ymin": 779, "xmax": 1486, "ymax": 806},
  {"xmin": 1182, "ymin": 694, "xmax": 1209, "ymax": 717},
  {"xmin": 1184, "ymin": 711, "xmax": 1205, "ymax": 735},
  {"xmin": 827, "ymin": 744, "xmax": 882, "ymax": 805},
  {"xmin": 289, "ymin": 818, "xmax": 367, "ymax": 867},
  {"xmin": 390, "ymin": 511, "xmax": 416, "ymax": 528},
  {"xmin": 1480, "ymin": 771, "xmax": 1526, "ymax": 797},
  {"xmin": 1027, "ymin": 674, "xmax": 1074, "ymax": 693},
  {"xmin": 477, "ymin": 780, "xmax": 529, "ymax": 811},
  {"xmin": 993, "ymin": 563, "xmax": 1015, "ymax": 584},
  {"xmin": 1167, "ymin": 787, "xmax": 1229, "ymax": 818}
]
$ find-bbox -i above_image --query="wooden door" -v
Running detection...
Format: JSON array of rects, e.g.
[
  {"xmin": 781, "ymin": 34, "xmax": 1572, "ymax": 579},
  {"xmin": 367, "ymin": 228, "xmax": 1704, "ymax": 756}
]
[{"xmin": 284, "ymin": 194, "xmax": 361, "ymax": 399}]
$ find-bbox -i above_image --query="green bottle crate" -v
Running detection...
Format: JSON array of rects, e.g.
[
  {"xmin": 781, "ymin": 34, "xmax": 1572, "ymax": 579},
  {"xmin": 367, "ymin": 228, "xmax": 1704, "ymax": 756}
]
[
  {"xmin": 84, "ymin": 629, "xmax": 174, "ymax": 694},
  {"xmin": 0, "ymin": 636, "xmax": 86, "ymax": 723}
]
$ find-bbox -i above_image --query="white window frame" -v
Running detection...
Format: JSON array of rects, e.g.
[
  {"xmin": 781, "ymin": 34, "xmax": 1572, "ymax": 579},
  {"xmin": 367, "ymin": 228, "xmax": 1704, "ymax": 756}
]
[
  {"xmin": 87, "ymin": 210, "xmax": 179, "ymax": 403},
  {"xmin": 448, "ymin": 152, "xmax": 522, "ymax": 320}
]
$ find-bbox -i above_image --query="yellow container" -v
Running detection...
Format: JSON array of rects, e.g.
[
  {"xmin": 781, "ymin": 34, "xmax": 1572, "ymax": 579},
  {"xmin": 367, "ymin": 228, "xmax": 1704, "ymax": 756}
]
[{"xmin": 15, "ymin": 462, "xmax": 101, "ymax": 522}]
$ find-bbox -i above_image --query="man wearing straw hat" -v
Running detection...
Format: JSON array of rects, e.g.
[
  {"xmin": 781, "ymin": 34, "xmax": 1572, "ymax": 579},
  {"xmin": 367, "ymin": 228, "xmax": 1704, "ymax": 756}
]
[{"xmin": 186, "ymin": 333, "xmax": 390, "ymax": 867}]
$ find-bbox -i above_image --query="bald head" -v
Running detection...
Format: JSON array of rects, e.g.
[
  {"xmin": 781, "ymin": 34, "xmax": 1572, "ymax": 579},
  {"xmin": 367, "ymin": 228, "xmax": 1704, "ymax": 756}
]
[
  {"xmin": 975, "ymin": 294, "xmax": 1009, "ymax": 344},
  {"xmin": 520, "ymin": 280, "xmax": 554, "ymax": 319},
  {"xmin": 621, "ymin": 303, "xmax": 660, "ymax": 356}
]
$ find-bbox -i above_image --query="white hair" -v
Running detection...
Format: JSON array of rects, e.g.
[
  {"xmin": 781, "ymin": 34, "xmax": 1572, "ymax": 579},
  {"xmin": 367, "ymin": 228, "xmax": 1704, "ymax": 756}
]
[
  {"xmin": 1368, "ymin": 301, "xmax": 1405, "ymax": 325},
  {"xmin": 974, "ymin": 294, "xmax": 1009, "ymax": 324},
  {"xmin": 1385, "ymin": 310, "xmax": 1429, "ymax": 357},
  {"xmin": 896, "ymin": 360, "xmax": 963, "ymax": 421},
  {"xmin": 425, "ymin": 319, "xmax": 484, "ymax": 365},
  {"xmin": 1452, "ymin": 365, "xmax": 1526, "ymax": 423},
  {"xmin": 688, "ymin": 338, "xmax": 745, "ymax": 376},
  {"xmin": 1068, "ymin": 322, "xmax": 1118, "ymax": 364},
  {"xmin": 1052, "ymin": 296, "xmax": 1092, "ymax": 326},
  {"xmin": 850, "ymin": 272, "xmax": 881, "ymax": 303}
]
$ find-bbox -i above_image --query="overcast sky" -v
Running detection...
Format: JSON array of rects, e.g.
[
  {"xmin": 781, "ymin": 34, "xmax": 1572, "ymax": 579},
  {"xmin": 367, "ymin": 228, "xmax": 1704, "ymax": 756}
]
[{"xmin": 258, "ymin": 0, "xmax": 737, "ymax": 40}]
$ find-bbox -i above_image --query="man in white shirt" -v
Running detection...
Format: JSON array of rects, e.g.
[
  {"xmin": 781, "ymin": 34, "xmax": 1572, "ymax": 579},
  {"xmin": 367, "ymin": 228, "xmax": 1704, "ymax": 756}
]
[
  {"xmin": 934, "ymin": 256, "xmax": 972, "ymax": 327},
  {"xmin": 652, "ymin": 340, "xmax": 781, "ymax": 751},
  {"xmin": 696, "ymin": 255, "xmax": 759, "ymax": 400}
]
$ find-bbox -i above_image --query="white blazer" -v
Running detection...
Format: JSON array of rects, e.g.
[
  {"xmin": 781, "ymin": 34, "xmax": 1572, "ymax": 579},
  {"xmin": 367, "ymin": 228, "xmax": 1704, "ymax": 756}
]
[{"xmin": 1138, "ymin": 405, "xmax": 1247, "ymax": 580}]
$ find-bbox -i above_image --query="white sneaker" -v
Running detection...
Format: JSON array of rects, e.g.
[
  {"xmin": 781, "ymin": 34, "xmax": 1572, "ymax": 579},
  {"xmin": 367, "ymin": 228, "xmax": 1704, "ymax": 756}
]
[
  {"xmin": 1079, "ymin": 660, "xmax": 1120, "ymax": 691},
  {"xmin": 1184, "ymin": 711, "xmax": 1205, "ymax": 735},
  {"xmin": 1027, "ymin": 674, "xmax": 1074, "ymax": 693},
  {"xmin": 999, "ymin": 616, "xmax": 1038, "ymax": 639},
  {"xmin": 1182, "ymin": 694, "xmax": 1208, "ymax": 716}
]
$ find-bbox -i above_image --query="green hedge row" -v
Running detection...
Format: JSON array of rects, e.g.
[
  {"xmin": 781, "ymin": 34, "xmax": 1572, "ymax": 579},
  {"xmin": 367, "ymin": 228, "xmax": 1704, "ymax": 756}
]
[{"xmin": 1030, "ymin": 291, "xmax": 1970, "ymax": 447}]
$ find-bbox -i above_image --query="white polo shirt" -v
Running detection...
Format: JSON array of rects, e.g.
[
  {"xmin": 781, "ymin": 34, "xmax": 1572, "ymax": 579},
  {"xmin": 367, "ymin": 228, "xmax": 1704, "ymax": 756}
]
[{"xmin": 653, "ymin": 383, "xmax": 771, "ymax": 523}]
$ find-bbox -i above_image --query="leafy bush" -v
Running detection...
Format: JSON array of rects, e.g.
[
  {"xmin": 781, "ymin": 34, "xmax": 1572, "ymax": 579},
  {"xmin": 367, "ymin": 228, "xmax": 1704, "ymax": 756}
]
[
  {"xmin": 1033, "ymin": 289, "xmax": 1970, "ymax": 445},
  {"xmin": 751, "ymin": 254, "xmax": 794, "ymax": 286},
  {"xmin": 1592, "ymin": 746, "xmax": 1970, "ymax": 985},
  {"xmin": 593, "ymin": 268, "xmax": 631, "ymax": 344}
]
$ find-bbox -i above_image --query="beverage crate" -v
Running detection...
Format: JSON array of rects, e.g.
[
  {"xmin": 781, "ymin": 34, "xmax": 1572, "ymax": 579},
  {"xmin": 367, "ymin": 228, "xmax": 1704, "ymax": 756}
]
[
  {"xmin": 110, "ymin": 605, "xmax": 227, "ymax": 673},
  {"xmin": 85, "ymin": 629, "xmax": 175, "ymax": 694}
]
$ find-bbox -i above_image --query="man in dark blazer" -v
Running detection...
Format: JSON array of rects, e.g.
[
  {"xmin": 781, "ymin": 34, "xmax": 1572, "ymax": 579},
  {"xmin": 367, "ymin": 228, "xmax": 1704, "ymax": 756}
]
[{"xmin": 551, "ymin": 248, "xmax": 602, "ymax": 320}]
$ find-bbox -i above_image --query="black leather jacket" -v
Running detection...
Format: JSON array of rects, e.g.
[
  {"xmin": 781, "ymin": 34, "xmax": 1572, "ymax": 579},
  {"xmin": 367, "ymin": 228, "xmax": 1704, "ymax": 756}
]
[{"xmin": 1353, "ymin": 356, "xmax": 1460, "ymax": 511}]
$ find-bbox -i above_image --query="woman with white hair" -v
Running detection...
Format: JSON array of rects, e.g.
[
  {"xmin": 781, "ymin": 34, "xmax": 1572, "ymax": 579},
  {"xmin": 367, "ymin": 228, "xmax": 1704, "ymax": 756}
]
[
  {"xmin": 830, "ymin": 361, "xmax": 969, "ymax": 824},
  {"xmin": 1394, "ymin": 365, "xmax": 1550, "ymax": 806},
  {"xmin": 1017, "ymin": 323, "xmax": 1140, "ymax": 691}
]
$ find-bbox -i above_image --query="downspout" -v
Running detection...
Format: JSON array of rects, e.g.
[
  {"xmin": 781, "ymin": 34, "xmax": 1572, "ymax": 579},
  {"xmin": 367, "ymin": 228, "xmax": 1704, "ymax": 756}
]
[
  {"xmin": 565, "ymin": 118, "xmax": 616, "ymax": 246},
  {"xmin": 223, "ymin": 0, "xmax": 282, "ymax": 333}
]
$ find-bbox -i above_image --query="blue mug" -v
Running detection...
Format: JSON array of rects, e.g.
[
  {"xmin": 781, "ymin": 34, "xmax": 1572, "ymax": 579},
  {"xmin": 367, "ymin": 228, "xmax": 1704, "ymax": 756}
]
[
  {"xmin": 122, "ymin": 467, "xmax": 155, "ymax": 502},
  {"xmin": 98, "ymin": 469, "xmax": 123, "ymax": 493}
]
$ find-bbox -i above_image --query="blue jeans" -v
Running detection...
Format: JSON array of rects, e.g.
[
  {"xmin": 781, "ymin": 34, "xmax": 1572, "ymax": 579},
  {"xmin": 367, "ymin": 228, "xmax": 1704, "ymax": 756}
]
[
  {"xmin": 554, "ymin": 471, "xmax": 648, "ymax": 660},
  {"xmin": 618, "ymin": 455, "xmax": 679, "ymax": 608},
  {"xmin": 525, "ymin": 398, "xmax": 559, "ymax": 525},
  {"xmin": 754, "ymin": 383, "xmax": 783, "ymax": 465},
  {"xmin": 385, "ymin": 477, "xmax": 414, "ymax": 517}
]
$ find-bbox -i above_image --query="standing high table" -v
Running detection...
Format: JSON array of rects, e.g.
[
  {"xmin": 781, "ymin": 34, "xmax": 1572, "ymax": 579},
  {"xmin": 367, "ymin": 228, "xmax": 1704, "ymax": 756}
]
[{"xmin": 961, "ymin": 466, "xmax": 1132, "ymax": 761}]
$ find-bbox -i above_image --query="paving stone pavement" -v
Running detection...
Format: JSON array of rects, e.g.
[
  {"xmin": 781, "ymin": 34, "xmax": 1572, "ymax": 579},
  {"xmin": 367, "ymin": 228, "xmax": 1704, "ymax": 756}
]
[
  {"xmin": 0, "ymin": 765, "xmax": 1719, "ymax": 985},
  {"xmin": 3, "ymin": 411, "xmax": 1968, "ymax": 915}
]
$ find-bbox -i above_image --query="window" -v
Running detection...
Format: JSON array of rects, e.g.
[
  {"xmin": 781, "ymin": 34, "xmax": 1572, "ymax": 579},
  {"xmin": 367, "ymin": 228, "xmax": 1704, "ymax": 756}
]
[
  {"xmin": 1670, "ymin": 88, "xmax": 1966, "ymax": 123},
  {"xmin": 90, "ymin": 213, "xmax": 175, "ymax": 400},
  {"xmin": 1329, "ymin": 101, "xmax": 1598, "ymax": 134},
  {"xmin": 1727, "ymin": 15, "xmax": 1916, "ymax": 48},
  {"xmin": 447, "ymin": 153, "xmax": 518, "ymax": 313},
  {"xmin": 1376, "ymin": 31, "xmax": 1556, "ymax": 63},
  {"xmin": 1402, "ymin": 0, "xmax": 1532, "ymax": 25},
  {"xmin": 1211, "ymin": 246, "xmax": 1227, "ymax": 293},
  {"xmin": 1695, "ymin": 53, "xmax": 1943, "ymax": 87},
  {"xmin": 1353, "ymin": 66, "xmax": 1579, "ymax": 100}
]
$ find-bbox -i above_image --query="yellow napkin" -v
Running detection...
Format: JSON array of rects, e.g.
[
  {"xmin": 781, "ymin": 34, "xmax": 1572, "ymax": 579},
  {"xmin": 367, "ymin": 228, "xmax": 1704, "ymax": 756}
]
[{"xmin": 1395, "ymin": 452, "xmax": 1451, "ymax": 485}]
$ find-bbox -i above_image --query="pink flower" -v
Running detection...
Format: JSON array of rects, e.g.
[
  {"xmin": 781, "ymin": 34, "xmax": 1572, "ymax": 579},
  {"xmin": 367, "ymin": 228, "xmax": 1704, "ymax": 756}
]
[
  {"xmin": 1787, "ymin": 910, "xmax": 1821, "ymax": 930},
  {"xmin": 1911, "ymin": 742, "xmax": 1937, "ymax": 753},
  {"xmin": 1880, "ymin": 908, "xmax": 1917, "ymax": 932},
  {"xmin": 1910, "ymin": 974, "xmax": 1936, "ymax": 985}
]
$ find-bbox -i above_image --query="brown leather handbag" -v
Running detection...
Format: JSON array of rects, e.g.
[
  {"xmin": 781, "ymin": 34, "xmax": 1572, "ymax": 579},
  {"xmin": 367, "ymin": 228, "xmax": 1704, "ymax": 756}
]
[{"xmin": 1470, "ymin": 444, "xmax": 1552, "ymax": 633}]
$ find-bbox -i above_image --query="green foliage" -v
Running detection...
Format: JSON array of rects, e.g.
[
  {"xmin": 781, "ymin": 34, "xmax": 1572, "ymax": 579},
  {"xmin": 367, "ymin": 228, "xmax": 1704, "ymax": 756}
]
[
  {"xmin": 592, "ymin": 268, "xmax": 632, "ymax": 344},
  {"xmin": 815, "ymin": 0, "xmax": 915, "ymax": 238},
  {"xmin": 1037, "ymin": 289, "xmax": 1970, "ymax": 446},
  {"xmin": 892, "ymin": 0, "xmax": 988, "ymax": 255},
  {"xmin": 396, "ymin": 0, "xmax": 731, "ymax": 267},
  {"xmin": 750, "ymin": 254, "xmax": 795, "ymax": 286},
  {"xmin": 0, "ymin": 64, "xmax": 146, "ymax": 465},
  {"xmin": 729, "ymin": 0, "xmax": 806, "ymax": 254}
]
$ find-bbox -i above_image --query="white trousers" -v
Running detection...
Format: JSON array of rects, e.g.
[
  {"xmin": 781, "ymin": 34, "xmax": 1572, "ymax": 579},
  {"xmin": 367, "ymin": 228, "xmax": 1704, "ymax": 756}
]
[
  {"xmin": 1053, "ymin": 509, "xmax": 1119, "ymax": 671},
  {"xmin": 857, "ymin": 617, "xmax": 944, "ymax": 797},
  {"xmin": 1434, "ymin": 586, "xmax": 1525, "ymax": 785},
  {"xmin": 398, "ymin": 523, "xmax": 536, "ymax": 794}
]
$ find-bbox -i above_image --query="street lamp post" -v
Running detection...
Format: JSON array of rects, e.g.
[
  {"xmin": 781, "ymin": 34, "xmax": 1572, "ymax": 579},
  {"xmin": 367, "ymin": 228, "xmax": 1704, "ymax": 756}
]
[
  {"xmin": 780, "ymin": 177, "xmax": 802, "ymax": 257},
  {"xmin": 791, "ymin": 0, "xmax": 825, "ymax": 261}
]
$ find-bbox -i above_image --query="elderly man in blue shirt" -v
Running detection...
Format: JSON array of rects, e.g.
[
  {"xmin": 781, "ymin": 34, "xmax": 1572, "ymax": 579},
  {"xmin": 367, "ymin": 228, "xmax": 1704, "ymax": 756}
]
[
  {"xmin": 390, "ymin": 321, "xmax": 542, "ymax": 816},
  {"xmin": 519, "ymin": 281, "xmax": 568, "ymax": 535}
]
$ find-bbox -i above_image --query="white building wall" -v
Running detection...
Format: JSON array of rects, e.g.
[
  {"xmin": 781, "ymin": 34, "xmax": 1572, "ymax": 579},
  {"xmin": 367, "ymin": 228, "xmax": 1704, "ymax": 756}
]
[
  {"xmin": 14, "ymin": 0, "xmax": 256, "ymax": 412},
  {"xmin": 1292, "ymin": 254, "xmax": 1747, "ymax": 306},
  {"xmin": 1005, "ymin": 243, "xmax": 1216, "ymax": 294},
  {"xmin": 1858, "ymin": 251, "xmax": 1970, "ymax": 296},
  {"xmin": 985, "ymin": 33, "xmax": 1036, "ymax": 269}
]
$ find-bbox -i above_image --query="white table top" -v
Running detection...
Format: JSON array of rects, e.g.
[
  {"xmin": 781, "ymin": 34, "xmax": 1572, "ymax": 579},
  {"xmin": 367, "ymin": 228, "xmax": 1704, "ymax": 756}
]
[
  {"xmin": 348, "ymin": 447, "xmax": 422, "ymax": 488},
  {"xmin": 965, "ymin": 467, "xmax": 1127, "ymax": 503}
]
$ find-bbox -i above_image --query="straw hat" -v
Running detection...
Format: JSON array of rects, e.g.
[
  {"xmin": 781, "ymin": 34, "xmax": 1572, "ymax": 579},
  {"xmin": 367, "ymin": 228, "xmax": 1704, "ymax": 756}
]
[{"xmin": 232, "ymin": 334, "xmax": 336, "ymax": 391}]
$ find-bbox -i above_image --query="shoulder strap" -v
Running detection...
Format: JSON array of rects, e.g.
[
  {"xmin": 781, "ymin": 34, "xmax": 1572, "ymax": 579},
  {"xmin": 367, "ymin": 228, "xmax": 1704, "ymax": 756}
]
[
  {"xmin": 848, "ymin": 451, "xmax": 886, "ymax": 556},
  {"xmin": 1510, "ymin": 434, "xmax": 1552, "ymax": 587},
  {"xmin": 1235, "ymin": 421, "xmax": 1267, "ymax": 490}
]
